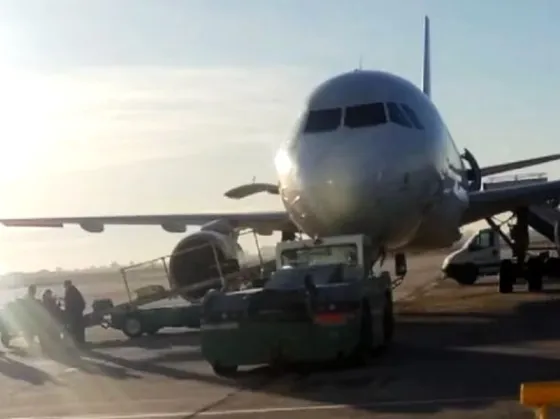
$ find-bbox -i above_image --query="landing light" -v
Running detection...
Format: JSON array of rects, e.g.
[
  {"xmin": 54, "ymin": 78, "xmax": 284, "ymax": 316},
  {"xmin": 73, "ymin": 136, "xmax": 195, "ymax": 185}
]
[{"xmin": 274, "ymin": 149, "xmax": 292, "ymax": 176}]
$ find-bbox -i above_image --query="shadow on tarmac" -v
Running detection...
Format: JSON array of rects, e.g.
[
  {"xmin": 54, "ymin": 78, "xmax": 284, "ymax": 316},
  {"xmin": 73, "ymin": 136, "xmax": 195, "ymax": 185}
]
[{"xmin": 32, "ymin": 283, "xmax": 560, "ymax": 416}]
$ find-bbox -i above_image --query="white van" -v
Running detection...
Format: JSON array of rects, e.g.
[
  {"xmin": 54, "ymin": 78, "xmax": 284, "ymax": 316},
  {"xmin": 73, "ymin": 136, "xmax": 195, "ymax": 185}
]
[
  {"xmin": 442, "ymin": 227, "xmax": 559, "ymax": 285},
  {"xmin": 441, "ymin": 228, "xmax": 503, "ymax": 285}
]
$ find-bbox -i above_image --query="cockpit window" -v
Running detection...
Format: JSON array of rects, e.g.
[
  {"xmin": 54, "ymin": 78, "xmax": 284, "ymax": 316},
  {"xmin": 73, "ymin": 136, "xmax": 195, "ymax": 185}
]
[
  {"xmin": 387, "ymin": 102, "xmax": 413, "ymax": 128},
  {"xmin": 400, "ymin": 104, "xmax": 424, "ymax": 129},
  {"xmin": 303, "ymin": 108, "xmax": 342, "ymax": 133},
  {"xmin": 344, "ymin": 103, "xmax": 387, "ymax": 128}
]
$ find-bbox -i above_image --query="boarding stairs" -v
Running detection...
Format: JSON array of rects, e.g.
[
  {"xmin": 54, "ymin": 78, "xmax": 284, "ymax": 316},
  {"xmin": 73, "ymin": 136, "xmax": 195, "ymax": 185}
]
[
  {"xmin": 527, "ymin": 204, "xmax": 560, "ymax": 252},
  {"xmin": 483, "ymin": 173, "xmax": 560, "ymax": 252}
]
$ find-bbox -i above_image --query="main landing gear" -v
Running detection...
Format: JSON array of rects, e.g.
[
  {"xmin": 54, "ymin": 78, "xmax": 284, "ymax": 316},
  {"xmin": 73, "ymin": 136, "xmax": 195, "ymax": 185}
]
[{"xmin": 492, "ymin": 208, "xmax": 545, "ymax": 294}]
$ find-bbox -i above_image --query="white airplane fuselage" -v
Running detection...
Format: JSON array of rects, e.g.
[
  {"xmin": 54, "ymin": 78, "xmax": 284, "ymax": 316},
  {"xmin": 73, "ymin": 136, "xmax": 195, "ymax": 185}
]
[{"xmin": 275, "ymin": 70, "xmax": 470, "ymax": 251}]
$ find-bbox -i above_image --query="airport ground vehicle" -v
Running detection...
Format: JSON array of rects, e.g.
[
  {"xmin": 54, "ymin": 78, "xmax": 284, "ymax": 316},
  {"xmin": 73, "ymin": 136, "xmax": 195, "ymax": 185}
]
[
  {"xmin": 441, "ymin": 173, "xmax": 560, "ymax": 293},
  {"xmin": 86, "ymin": 233, "xmax": 274, "ymax": 339},
  {"xmin": 85, "ymin": 278, "xmax": 205, "ymax": 338},
  {"xmin": 199, "ymin": 235, "xmax": 395, "ymax": 376},
  {"xmin": 89, "ymin": 296, "xmax": 203, "ymax": 338},
  {"xmin": 442, "ymin": 227, "xmax": 560, "ymax": 285}
]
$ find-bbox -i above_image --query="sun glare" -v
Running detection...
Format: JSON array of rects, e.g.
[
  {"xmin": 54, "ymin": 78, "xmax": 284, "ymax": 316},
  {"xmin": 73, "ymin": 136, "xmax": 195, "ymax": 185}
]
[{"xmin": 0, "ymin": 69, "xmax": 71, "ymax": 183}]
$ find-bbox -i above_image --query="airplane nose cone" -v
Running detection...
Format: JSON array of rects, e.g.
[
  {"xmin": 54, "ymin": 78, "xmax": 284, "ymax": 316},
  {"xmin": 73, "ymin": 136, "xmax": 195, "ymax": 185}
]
[{"xmin": 295, "ymin": 141, "xmax": 380, "ymax": 233}]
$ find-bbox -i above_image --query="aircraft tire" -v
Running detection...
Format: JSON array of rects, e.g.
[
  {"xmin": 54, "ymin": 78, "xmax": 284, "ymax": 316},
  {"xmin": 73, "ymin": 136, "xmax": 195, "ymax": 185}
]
[
  {"xmin": 456, "ymin": 264, "xmax": 478, "ymax": 285},
  {"xmin": 545, "ymin": 257, "xmax": 560, "ymax": 278},
  {"xmin": 498, "ymin": 260, "xmax": 514, "ymax": 294},
  {"xmin": 527, "ymin": 275, "xmax": 543, "ymax": 292},
  {"xmin": 350, "ymin": 302, "xmax": 374, "ymax": 365},
  {"xmin": 527, "ymin": 257, "xmax": 544, "ymax": 292},
  {"xmin": 382, "ymin": 294, "xmax": 394, "ymax": 346}
]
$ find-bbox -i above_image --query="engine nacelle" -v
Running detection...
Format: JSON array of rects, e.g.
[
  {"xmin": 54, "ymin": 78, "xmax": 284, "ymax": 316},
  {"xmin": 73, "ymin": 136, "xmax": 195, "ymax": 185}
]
[{"xmin": 168, "ymin": 230, "xmax": 241, "ymax": 300}]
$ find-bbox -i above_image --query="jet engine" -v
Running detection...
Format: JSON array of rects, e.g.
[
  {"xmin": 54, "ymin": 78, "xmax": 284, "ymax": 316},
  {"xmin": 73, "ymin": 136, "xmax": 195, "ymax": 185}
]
[
  {"xmin": 168, "ymin": 230, "xmax": 241, "ymax": 300},
  {"xmin": 461, "ymin": 148, "xmax": 482, "ymax": 192}
]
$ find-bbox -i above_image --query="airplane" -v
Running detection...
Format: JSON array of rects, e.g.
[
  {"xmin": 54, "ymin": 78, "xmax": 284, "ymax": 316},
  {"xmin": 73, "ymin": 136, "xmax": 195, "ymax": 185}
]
[{"xmin": 2, "ymin": 16, "xmax": 560, "ymax": 296}]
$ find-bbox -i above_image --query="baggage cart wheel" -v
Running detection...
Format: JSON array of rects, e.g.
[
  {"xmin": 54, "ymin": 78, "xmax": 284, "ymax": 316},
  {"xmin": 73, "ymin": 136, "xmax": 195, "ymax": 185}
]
[
  {"xmin": 212, "ymin": 363, "xmax": 238, "ymax": 377},
  {"xmin": 122, "ymin": 315, "xmax": 144, "ymax": 338}
]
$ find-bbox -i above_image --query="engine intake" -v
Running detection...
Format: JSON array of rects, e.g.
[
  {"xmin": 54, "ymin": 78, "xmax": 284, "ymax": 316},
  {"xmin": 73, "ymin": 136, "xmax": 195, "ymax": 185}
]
[{"xmin": 168, "ymin": 231, "xmax": 241, "ymax": 300}]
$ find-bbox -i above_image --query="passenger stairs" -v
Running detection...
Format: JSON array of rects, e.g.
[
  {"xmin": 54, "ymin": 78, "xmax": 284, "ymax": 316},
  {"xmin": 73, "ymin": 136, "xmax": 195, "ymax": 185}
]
[
  {"xmin": 483, "ymin": 173, "xmax": 560, "ymax": 251},
  {"xmin": 527, "ymin": 204, "xmax": 560, "ymax": 251}
]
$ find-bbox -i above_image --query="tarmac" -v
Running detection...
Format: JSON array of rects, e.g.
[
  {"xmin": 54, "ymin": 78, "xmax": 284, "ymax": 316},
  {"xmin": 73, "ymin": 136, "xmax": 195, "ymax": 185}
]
[{"xmin": 0, "ymin": 250, "xmax": 559, "ymax": 419}]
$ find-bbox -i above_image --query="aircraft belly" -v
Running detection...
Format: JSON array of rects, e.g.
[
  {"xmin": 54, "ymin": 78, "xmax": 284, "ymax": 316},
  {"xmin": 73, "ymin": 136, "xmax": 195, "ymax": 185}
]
[
  {"xmin": 383, "ymin": 182, "xmax": 426, "ymax": 250},
  {"xmin": 404, "ymin": 193, "xmax": 465, "ymax": 251}
]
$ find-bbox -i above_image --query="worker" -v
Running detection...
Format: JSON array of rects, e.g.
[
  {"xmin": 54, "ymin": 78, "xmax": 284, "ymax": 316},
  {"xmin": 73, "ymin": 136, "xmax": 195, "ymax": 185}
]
[
  {"xmin": 39, "ymin": 289, "xmax": 64, "ymax": 354},
  {"xmin": 21, "ymin": 284, "xmax": 41, "ymax": 348},
  {"xmin": 0, "ymin": 306, "xmax": 11, "ymax": 347},
  {"xmin": 42, "ymin": 289, "xmax": 60, "ymax": 315},
  {"xmin": 27, "ymin": 284, "xmax": 37, "ymax": 299},
  {"xmin": 63, "ymin": 280, "xmax": 86, "ymax": 346}
]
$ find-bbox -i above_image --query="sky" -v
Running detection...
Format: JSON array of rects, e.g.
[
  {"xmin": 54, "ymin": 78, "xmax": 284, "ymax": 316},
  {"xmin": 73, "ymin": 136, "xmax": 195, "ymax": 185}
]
[{"xmin": 0, "ymin": 0, "xmax": 558, "ymax": 272}]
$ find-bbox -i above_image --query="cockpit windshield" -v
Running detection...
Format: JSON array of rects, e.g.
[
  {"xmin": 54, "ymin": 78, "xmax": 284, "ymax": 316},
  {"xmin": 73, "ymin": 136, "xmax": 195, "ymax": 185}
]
[
  {"xmin": 301, "ymin": 103, "xmax": 424, "ymax": 134},
  {"xmin": 344, "ymin": 103, "xmax": 387, "ymax": 128},
  {"xmin": 400, "ymin": 103, "xmax": 424, "ymax": 129},
  {"xmin": 387, "ymin": 102, "xmax": 413, "ymax": 128},
  {"xmin": 303, "ymin": 108, "xmax": 342, "ymax": 133}
]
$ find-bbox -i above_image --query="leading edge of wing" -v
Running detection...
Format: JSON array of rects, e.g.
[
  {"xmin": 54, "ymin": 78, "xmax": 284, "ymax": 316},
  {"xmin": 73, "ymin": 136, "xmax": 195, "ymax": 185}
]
[
  {"xmin": 0, "ymin": 211, "xmax": 294, "ymax": 234},
  {"xmin": 480, "ymin": 153, "xmax": 560, "ymax": 177},
  {"xmin": 463, "ymin": 179, "xmax": 560, "ymax": 225}
]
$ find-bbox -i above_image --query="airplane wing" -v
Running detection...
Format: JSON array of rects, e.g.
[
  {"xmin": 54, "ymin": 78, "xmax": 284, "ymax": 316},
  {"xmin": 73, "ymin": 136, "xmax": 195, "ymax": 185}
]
[
  {"xmin": 479, "ymin": 154, "xmax": 560, "ymax": 177},
  {"xmin": 0, "ymin": 211, "xmax": 296, "ymax": 235},
  {"xmin": 463, "ymin": 179, "xmax": 560, "ymax": 225}
]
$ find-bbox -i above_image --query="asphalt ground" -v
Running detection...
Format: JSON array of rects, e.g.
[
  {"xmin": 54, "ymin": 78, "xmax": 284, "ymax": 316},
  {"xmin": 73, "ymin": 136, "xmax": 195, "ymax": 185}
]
[{"xmin": 0, "ymin": 251, "xmax": 558, "ymax": 419}]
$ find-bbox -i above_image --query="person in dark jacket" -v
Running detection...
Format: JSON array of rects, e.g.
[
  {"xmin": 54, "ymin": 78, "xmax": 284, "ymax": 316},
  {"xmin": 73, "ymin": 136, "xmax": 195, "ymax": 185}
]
[{"xmin": 63, "ymin": 280, "xmax": 86, "ymax": 345}]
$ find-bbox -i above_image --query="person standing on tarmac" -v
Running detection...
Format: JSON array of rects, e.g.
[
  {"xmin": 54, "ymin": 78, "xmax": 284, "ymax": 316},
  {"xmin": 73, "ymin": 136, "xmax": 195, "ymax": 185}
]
[
  {"xmin": 63, "ymin": 280, "xmax": 86, "ymax": 346},
  {"xmin": 39, "ymin": 289, "xmax": 65, "ymax": 353},
  {"xmin": 21, "ymin": 284, "xmax": 42, "ymax": 349}
]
